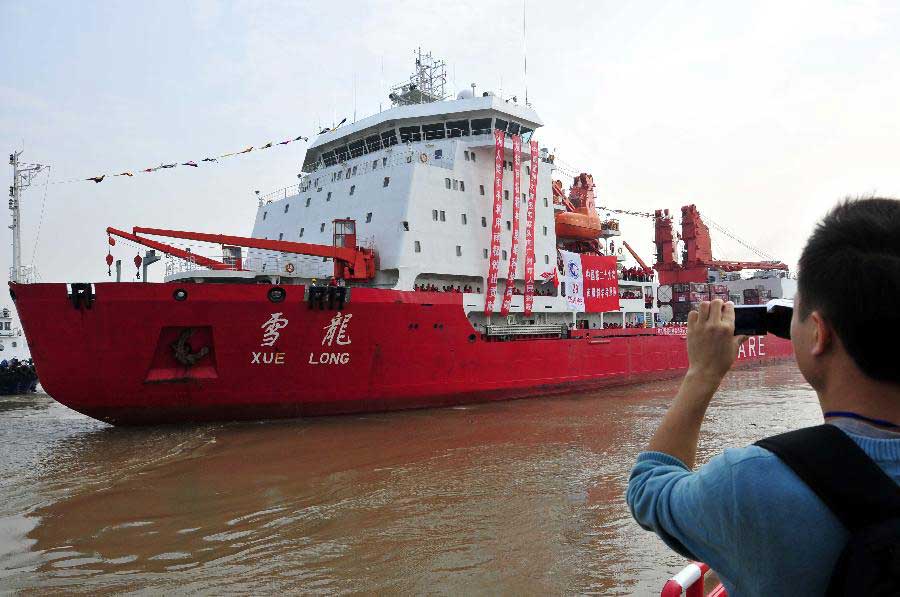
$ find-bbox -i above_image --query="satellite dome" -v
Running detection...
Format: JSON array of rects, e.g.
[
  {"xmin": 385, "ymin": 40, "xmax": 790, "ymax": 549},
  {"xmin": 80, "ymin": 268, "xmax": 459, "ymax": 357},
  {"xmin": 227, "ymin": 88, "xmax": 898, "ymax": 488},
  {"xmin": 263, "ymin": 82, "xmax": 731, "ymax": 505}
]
[{"xmin": 456, "ymin": 89, "xmax": 475, "ymax": 100}]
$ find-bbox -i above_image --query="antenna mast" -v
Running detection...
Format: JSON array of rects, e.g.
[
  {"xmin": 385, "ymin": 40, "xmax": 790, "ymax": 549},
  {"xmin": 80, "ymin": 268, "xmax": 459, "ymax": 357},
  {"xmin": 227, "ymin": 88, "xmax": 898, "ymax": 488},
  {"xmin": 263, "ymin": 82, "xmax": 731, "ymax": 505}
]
[{"xmin": 8, "ymin": 150, "xmax": 43, "ymax": 284}]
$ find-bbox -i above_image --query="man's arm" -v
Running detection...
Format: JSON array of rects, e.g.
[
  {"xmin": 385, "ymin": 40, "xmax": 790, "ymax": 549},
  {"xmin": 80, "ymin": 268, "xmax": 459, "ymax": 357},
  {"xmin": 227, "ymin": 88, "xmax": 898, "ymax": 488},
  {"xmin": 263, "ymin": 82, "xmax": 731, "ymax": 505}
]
[{"xmin": 646, "ymin": 300, "xmax": 747, "ymax": 468}]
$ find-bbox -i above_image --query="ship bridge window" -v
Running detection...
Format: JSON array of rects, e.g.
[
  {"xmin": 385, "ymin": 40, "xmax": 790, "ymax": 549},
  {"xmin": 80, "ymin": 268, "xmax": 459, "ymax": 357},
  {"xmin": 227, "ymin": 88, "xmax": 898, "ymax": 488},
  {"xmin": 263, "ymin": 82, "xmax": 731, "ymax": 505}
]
[
  {"xmin": 471, "ymin": 118, "xmax": 492, "ymax": 135},
  {"xmin": 365, "ymin": 134, "xmax": 382, "ymax": 153},
  {"xmin": 494, "ymin": 118, "xmax": 509, "ymax": 133},
  {"xmin": 334, "ymin": 145, "xmax": 350, "ymax": 162},
  {"xmin": 349, "ymin": 140, "xmax": 366, "ymax": 158},
  {"xmin": 520, "ymin": 127, "xmax": 534, "ymax": 142},
  {"xmin": 322, "ymin": 151, "xmax": 337, "ymax": 167},
  {"xmin": 445, "ymin": 178, "xmax": 451, "ymax": 189},
  {"xmin": 284, "ymin": 203, "xmax": 290, "ymax": 213},
  {"xmin": 383, "ymin": 176, "xmax": 390, "ymax": 187},
  {"xmin": 507, "ymin": 122, "xmax": 521, "ymax": 135},
  {"xmin": 446, "ymin": 119, "xmax": 470, "ymax": 138},
  {"xmin": 422, "ymin": 123, "xmax": 446, "ymax": 140},
  {"xmin": 381, "ymin": 129, "xmax": 398, "ymax": 147},
  {"xmin": 434, "ymin": 149, "xmax": 443, "ymax": 160},
  {"xmin": 399, "ymin": 126, "xmax": 422, "ymax": 143},
  {"xmin": 263, "ymin": 212, "xmax": 267, "ymax": 220}
]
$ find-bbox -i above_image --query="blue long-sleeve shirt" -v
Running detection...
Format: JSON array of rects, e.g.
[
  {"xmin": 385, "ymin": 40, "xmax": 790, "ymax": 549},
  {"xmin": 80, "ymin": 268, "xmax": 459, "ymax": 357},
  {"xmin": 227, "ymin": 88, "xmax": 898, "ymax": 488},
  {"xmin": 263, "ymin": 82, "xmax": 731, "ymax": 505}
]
[{"xmin": 626, "ymin": 420, "xmax": 900, "ymax": 596}]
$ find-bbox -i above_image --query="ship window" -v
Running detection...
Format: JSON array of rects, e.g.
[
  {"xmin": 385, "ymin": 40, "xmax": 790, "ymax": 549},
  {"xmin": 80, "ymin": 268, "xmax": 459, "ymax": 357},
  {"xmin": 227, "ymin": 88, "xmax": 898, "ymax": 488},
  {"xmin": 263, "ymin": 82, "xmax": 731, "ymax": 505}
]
[
  {"xmin": 381, "ymin": 129, "xmax": 398, "ymax": 147},
  {"xmin": 382, "ymin": 157, "xmax": 388, "ymax": 166},
  {"xmin": 447, "ymin": 119, "xmax": 470, "ymax": 138},
  {"xmin": 543, "ymin": 226, "xmax": 548, "ymax": 236},
  {"xmin": 383, "ymin": 176, "xmax": 390, "ymax": 187},
  {"xmin": 522, "ymin": 193, "xmax": 527, "ymax": 202},
  {"xmin": 481, "ymin": 217, "xmax": 487, "ymax": 227},
  {"xmin": 320, "ymin": 222, "xmax": 326, "ymax": 232},
  {"xmin": 322, "ymin": 151, "xmax": 337, "ymax": 167},
  {"xmin": 432, "ymin": 209, "xmax": 439, "ymax": 221},
  {"xmin": 335, "ymin": 145, "xmax": 350, "ymax": 162},
  {"xmin": 284, "ymin": 203, "xmax": 290, "ymax": 213},
  {"xmin": 278, "ymin": 232, "xmax": 284, "ymax": 241},
  {"xmin": 543, "ymin": 197, "xmax": 548, "ymax": 207},
  {"xmin": 526, "ymin": 165, "xmax": 530, "ymax": 176},
  {"xmin": 11, "ymin": 342, "xmax": 15, "ymax": 347},
  {"xmin": 471, "ymin": 118, "xmax": 492, "ymax": 135},
  {"xmin": 545, "ymin": 254, "xmax": 550, "ymax": 264},
  {"xmin": 506, "ymin": 220, "xmax": 511, "ymax": 230},
  {"xmin": 299, "ymin": 227, "xmax": 304, "ymax": 237},
  {"xmin": 456, "ymin": 245, "xmax": 462, "ymax": 257},
  {"xmin": 336, "ymin": 171, "xmax": 343, "ymax": 180},
  {"xmin": 464, "ymin": 151, "xmax": 470, "ymax": 161},
  {"xmin": 350, "ymin": 185, "xmax": 356, "ymax": 196},
  {"xmin": 480, "ymin": 184, "xmax": 485, "ymax": 196},
  {"xmin": 399, "ymin": 126, "xmax": 422, "ymax": 143},
  {"xmin": 520, "ymin": 127, "xmax": 534, "ymax": 142},
  {"xmin": 507, "ymin": 122, "xmax": 521, "ymax": 135},
  {"xmin": 345, "ymin": 169, "xmax": 351, "ymax": 178},
  {"xmin": 461, "ymin": 214, "xmax": 467, "ymax": 225},
  {"xmin": 502, "ymin": 250, "xmax": 508, "ymax": 260},
  {"xmin": 422, "ymin": 122, "xmax": 446, "ymax": 140},
  {"xmin": 494, "ymin": 118, "xmax": 509, "ymax": 133},
  {"xmin": 460, "ymin": 181, "xmax": 465, "ymax": 192},
  {"xmin": 326, "ymin": 192, "xmax": 331, "ymax": 201},
  {"xmin": 365, "ymin": 134, "xmax": 382, "ymax": 153},
  {"xmin": 263, "ymin": 212, "xmax": 267, "ymax": 220},
  {"xmin": 483, "ymin": 248, "xmax": 489, "ymax": 259},
  {"xmin": 434, "ymin": 149, "xmax": 443, "ymax": 160},
  {"xmin": 453, "ymin": 180, "xmax": 458, "ymax": 190},
  {"xmin": 306, "ymin": 197, "xmax": 312, "ymax": 207},
  {"xmin": 349, "ymin": 140, "xmax": 366, "ymax": 158},
  {"xmin": 504, "ymin": 190, "xmax": 509, "ymax": 200},
  {"xmin": 372, "ymin": 160, "xmax": 378, "ymax": 170},
  {"xmin": 352, "ymin": 165, "xmax": 357, "ymax": 175},
  {"xmin": 445, "ymin": 178, "xmax": 451, "ymax": 189},
  {"xmin": 366, "ymin": 212, "xmax": 372, "ymax": 223},
  {"xmin": 415, "ymin": 241, "xmax": 421, "ymax": 253},
  {"xmin": 471, "ymin": 152, "xmax": 476, "ymax": 161},
  {"xmin": 402, "ymin": 221, "xmax": 409, "ymax": 231},
  {"xmin": 439, "ymin": 210, "xmax": 446, "ymax": 222}
]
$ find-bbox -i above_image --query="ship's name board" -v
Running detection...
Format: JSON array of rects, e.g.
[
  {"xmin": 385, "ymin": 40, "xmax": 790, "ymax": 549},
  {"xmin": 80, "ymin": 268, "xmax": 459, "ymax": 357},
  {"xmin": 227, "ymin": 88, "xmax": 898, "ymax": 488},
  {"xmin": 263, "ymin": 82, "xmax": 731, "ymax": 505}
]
[{"xmin": 308, "ymin": 312, "xmax": 353, "ymax": 366}]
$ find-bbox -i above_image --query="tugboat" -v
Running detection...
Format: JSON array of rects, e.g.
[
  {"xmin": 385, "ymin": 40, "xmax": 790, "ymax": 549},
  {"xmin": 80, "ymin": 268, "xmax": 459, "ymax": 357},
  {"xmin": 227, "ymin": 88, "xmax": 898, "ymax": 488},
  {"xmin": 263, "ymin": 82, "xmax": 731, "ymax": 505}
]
[{"xmin": 10, "ymin": 51, "xmax": 793, "ymax": 425}]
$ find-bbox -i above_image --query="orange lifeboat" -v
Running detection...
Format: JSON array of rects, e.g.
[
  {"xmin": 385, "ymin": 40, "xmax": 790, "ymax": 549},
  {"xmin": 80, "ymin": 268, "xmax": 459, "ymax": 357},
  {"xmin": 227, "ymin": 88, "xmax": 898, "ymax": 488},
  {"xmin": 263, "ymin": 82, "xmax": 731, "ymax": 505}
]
[{"xmin": 554, "ymin": 174, "xmax": 604, "ymax": 240}]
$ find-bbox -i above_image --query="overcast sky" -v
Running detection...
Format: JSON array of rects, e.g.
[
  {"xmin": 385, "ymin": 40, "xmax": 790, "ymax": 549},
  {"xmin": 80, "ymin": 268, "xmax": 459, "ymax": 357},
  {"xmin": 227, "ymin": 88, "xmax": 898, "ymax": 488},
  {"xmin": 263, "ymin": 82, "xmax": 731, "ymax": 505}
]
[{"xmin": 2, "ymin": 0, "xmax": 899, "ymax": 283}]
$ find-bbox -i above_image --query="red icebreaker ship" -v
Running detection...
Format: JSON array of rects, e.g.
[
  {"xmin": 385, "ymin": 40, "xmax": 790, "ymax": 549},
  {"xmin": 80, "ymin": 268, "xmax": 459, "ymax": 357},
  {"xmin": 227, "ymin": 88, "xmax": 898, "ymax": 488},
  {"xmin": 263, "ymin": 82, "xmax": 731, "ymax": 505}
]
[{"xmin": 12, "ymin": 54, "xmax": 793, "ymax": 425}]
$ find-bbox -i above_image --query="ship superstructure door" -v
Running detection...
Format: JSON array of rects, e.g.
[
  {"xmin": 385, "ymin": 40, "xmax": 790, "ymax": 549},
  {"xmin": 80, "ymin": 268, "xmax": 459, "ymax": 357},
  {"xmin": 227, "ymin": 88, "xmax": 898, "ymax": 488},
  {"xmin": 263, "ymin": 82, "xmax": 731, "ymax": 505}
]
[{"xmin": 333, "ymin": 219, "xmax": 357, "ymax": 250}]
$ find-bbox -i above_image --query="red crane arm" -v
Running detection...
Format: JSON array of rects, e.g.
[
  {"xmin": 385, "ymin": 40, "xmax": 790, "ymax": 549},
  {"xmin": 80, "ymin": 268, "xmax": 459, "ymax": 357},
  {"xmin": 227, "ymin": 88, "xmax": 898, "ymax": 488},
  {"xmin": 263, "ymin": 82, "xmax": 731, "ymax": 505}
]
[
  {"xmin": 622, "ymin": 240, "xmax": 650, "ymax": 270},
  {"xmin": 132, "ymin": 226, "xmax": 361, "ymax": 264},
  {"xmin": 107, "ymin": 227, "xmax": 233, "ymax": 270}
]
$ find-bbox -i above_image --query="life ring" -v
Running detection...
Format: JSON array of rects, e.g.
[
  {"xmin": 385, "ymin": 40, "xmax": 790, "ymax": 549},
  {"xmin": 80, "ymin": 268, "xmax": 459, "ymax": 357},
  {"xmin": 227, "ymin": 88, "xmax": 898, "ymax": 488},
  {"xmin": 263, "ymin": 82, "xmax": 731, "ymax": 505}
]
[
  {"xmin": 419, "ymin": 153, "xmax": 428, "ymax": 163},
  {"xmin": 284, "ymin": 262, "xmax": 295, "ymax": 274}
]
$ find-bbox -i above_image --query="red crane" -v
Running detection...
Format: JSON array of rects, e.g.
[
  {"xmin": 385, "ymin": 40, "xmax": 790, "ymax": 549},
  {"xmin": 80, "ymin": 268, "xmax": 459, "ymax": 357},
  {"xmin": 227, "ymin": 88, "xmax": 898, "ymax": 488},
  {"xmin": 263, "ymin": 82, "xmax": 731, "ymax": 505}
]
[{"xmin": 106, "ymin": 219, "xmax": 376, "ymax": 281}]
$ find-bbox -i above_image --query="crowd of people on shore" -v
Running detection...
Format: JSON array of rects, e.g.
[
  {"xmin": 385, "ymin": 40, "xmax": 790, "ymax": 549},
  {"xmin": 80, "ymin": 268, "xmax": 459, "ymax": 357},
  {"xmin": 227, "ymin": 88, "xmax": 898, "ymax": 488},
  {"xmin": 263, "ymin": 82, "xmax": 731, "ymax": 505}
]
[{"xmin": 0, "ymin": 358, "xmax": 38, "ymax": 395}]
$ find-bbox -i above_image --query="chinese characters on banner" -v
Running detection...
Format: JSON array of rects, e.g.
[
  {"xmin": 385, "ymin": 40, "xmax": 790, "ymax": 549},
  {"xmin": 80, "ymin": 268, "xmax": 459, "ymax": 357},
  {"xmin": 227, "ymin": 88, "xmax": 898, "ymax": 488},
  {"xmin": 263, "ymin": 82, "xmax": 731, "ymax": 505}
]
[
  {"xmin": 523, "ymin": 139, "xmax": 539, "ymax": 315},
  {"xmin": 484, "ymin": 129, "xmax": 506, "ymax": 315},
  {"xmin": 561, "ymin": 251, "xmax": 620, "ymax": 313},
  {"xmin": 581, "ymin": 255, "xmax": 620, "ymax": 313},
  {"xmin": 500, "ymin": 135, "xmax": 522, "ymax": 315}
]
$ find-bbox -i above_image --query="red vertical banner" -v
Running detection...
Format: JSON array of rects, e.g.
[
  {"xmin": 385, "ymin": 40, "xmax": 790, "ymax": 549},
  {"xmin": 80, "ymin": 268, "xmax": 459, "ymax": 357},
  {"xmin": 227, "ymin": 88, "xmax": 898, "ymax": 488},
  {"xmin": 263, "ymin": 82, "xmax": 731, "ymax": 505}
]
[
  {"xmin": 500, "ymin": 135, "xmax": 522, "ymax": 315},
  {"xmin": 484, "ymin": 129, "xmax": 505, "ymax": 315},
  {"xmin": 581, "ymin": 255, "xmax": 620, "ymax": 313},
  {"xmin": 523, "ymin": 139, "xmax": 539, "ymax": 315}
]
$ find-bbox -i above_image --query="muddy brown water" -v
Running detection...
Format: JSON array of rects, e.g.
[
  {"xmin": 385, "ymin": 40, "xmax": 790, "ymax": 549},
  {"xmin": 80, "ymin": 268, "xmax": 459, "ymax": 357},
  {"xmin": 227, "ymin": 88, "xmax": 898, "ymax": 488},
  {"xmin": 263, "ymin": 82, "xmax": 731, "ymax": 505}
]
[{"xmin": 0, "ymin": 362, "xmax": 819, "ymax": 595}]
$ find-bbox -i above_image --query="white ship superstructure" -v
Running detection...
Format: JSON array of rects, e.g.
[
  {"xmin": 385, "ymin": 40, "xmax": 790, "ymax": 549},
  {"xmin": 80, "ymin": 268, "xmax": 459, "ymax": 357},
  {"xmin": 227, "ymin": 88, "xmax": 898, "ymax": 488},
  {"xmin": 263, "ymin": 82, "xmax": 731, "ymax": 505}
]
[{"xmin": 248, "ymin": 53, "xmax": 660, "ymax": 332}]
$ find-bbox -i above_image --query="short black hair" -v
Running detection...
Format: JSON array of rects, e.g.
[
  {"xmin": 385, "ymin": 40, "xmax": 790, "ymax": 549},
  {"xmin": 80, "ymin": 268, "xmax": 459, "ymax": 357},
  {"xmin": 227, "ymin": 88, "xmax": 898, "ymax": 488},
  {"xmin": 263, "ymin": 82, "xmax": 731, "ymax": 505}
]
[{"xmin": 798, "ymin": 197, "xmax": 900, "ymax": 383}]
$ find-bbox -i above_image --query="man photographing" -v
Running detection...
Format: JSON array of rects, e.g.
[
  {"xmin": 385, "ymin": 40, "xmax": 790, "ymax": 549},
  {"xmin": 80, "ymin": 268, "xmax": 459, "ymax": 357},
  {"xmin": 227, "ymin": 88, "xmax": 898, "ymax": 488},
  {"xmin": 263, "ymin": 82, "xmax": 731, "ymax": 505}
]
[{"xmin": 626, "ymin": 198, "xmax": 900, "ymax": 595}]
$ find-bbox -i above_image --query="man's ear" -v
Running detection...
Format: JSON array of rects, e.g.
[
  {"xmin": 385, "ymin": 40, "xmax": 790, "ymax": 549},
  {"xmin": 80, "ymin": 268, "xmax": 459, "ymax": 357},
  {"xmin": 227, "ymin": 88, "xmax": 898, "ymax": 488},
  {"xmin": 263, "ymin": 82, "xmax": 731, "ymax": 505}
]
[{"xmin": 810, "ymin": 311, "xmax": 832, "ymax": 356}]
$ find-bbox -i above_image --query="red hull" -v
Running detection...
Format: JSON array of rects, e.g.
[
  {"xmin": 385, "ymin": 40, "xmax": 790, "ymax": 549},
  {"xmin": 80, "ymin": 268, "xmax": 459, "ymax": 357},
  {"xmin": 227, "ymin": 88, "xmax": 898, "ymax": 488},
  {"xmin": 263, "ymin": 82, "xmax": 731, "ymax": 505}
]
[{"xmin": 12, "ymin": 283, "xmax": 793, "ymax": 426}]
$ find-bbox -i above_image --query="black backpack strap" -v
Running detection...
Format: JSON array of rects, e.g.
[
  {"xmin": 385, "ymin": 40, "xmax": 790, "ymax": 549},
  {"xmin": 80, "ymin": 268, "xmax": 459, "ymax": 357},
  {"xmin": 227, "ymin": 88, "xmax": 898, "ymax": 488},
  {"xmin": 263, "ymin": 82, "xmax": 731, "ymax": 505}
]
[{"xmin": 755, "ymin": 424, "xmax": 900, "ymax": 532}]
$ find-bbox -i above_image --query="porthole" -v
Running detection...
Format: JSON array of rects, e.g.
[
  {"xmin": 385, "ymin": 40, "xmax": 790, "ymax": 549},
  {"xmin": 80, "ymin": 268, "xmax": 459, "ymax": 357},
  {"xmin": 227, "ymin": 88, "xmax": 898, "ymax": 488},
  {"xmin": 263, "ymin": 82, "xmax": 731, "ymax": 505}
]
[
  {"xmin": 173, "ymin": 288, "xmax": 188, "ymax": 301},
  {"xmin": 267, "ymin": 287, "xmax": 286, "ymax": 303}
]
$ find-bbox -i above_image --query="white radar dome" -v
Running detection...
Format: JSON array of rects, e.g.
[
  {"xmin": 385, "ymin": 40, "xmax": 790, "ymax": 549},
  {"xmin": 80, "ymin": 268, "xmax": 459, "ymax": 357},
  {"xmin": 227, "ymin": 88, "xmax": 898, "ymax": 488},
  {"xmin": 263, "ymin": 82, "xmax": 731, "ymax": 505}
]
[{"xmin": 456, "ymin": 89, "xmax": 475, "ymax": 100}]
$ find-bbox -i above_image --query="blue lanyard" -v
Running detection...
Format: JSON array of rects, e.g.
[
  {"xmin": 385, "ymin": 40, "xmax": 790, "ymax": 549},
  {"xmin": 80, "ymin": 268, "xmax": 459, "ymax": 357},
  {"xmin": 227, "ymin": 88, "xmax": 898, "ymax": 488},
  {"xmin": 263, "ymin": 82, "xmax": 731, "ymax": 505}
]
[{"xmin": 824, "ymin": 411, "xmax": 900, "ymax": 430}]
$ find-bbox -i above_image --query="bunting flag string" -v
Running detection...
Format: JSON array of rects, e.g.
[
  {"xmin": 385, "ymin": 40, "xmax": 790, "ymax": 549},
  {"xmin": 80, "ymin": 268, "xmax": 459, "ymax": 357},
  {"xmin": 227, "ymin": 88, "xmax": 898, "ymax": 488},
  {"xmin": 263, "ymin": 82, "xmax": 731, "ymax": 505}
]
[{"xmin": 61, "ymin": 128, "xmax": 321, "ymax": 186}]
